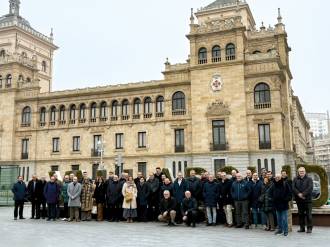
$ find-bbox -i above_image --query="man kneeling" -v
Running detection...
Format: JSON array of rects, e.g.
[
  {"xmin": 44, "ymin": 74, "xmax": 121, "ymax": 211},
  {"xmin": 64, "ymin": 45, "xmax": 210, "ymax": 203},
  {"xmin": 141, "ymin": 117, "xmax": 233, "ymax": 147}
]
[
  {"xmin": 182, "ymin": 191, "xmax": 198, "ymax": 227},
  {"xmin": 158, "ymin": 190, "xmax": 177, "ymax": 226}
]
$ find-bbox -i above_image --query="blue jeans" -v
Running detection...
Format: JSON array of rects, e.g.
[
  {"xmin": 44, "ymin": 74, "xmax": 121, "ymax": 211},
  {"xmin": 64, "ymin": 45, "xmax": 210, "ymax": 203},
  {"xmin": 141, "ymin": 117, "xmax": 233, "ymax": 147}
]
[
  {"xmin": 276, "ymin": 210, "xmax": 288, "ymax": 234},
  {"xmin": 252, "ymin": 207, "xmax": 266, "ymax": 225},
  {"xmin": 206, "ymin": 207, "xmax": 217, "ymax": 224}
]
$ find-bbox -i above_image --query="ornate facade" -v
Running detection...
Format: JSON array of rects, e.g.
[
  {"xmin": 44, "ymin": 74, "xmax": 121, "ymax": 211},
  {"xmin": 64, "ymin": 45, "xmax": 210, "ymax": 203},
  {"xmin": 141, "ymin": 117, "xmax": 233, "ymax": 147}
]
[{"xmin": 0, "ymin": 0, "xmax": 312, "ymax": 181}]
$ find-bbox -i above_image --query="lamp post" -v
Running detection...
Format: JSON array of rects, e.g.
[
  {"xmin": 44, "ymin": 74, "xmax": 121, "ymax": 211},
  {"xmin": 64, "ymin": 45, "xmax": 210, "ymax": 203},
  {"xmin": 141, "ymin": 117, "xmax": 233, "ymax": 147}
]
[{"xmin": 97, "ymin": 140, "xmax": 105, "ymax": 170}]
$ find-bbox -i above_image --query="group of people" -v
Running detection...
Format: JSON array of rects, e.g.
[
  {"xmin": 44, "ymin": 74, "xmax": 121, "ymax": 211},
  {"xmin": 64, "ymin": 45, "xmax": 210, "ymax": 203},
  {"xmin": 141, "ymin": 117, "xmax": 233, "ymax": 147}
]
[{"xmin": 11, "ymin": 166, "xmax": 314, "ymax": 236}]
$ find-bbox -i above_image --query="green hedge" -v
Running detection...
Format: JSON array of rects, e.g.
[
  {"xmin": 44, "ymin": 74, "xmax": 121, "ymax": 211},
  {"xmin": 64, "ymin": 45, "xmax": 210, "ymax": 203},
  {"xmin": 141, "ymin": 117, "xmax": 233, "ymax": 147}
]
[
  {"xmin": 76, "ymin": 170, "xmax": 83, "ymax": 181},
  {"xmin": 297, "ymin": 164, "xmax": 329, "ymax": 208},
  {"xmin": 96, "ymin": 170, "xmax": 107, "ymax": 178},
  {"xmin": 48, "ymin": 171, "xmax": 55, "ymax": 178},
  {"xmin": 162, "ymin": 168, "xmax": 172, "ymax": 182},
  {"xmin": 65, "ymin": 171, "xmax": 72, "ymax": 176},
  {"xmin": 220, "ymin": 166, "xmax": 238, "ymax": 174},
  {"xmin": 247, "ymin": 166, "xmax": 257, "ymax": 174},
  {"xmin": 184, "ymin": 167, "xmax": 206, "ymax": 177}
]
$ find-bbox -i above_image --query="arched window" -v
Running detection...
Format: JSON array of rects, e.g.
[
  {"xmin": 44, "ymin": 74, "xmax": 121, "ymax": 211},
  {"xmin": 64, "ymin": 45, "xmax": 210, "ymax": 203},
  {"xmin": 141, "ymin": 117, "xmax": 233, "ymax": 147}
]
[
  {"xmin": 133, "ymin": 98, "xmax": 141, "ymax": 115},
  {"xmin": 0, "ymin": 49, "xmax": 5, "ymax": 58},
  {"xmin": 22, "ymin": 106, "xmax": 31, "ymax": 126},
  {"xmin": 0, "ymin": 75, "xmax": 3, "ymax": 88},
  {"xmin": 59, "ymin": 105, "xmax": 66, "ymax": 123},
  {"xmin": 41, "ymin": 61, "xmax": 47, "ymax": 72},
  {"xmin": 111, "ymin": 100, "xmax": 118, "ymax": 117},
  {"xmin": 100, "ymin": 101, "xmax": 108, "ymax": 120},
  {"xmin": 21, "ymin": 52, "xmax": 27, "ymax": 58},
  {"xmin": 156, "ymin": 96, "xmax": 164, "ymax": 113},
  {"xmin": 254, "ymin": 83, "xmax": 271, "ymax": 108},
  {"xmin": 271, "ymin": 158, "xmax": 276, "ymax": 175},
  {"xmin": 198, "ymin": 47, "xmax": 207, "ymax": 64},
  {"xmin": 252, "ymin": 50, "xmax": 261, "ymax": 54},
  {"xmin": 144, "ymin": 97, "xmax": 152, "ymax": 115},
  {"xmin": 70, "ymin": 105, "xmax": 76, "ymax": 122},
  {"xmin": 172, "ymin": 91, "xmax": 186, "ymax": 114},
  {"xmin": 90, "ymin": 102, "xmax": 97, "ymax": 120},
  {"xmin": 122, "ymin": 99, "xmax": 129, "ymax": 116},
  {"xmin": 26, "ymin": 77, "xmax": 31, "ymax": 83},
  {"xmin": 225, "ymin": 43, "xmax": 236, "ymax": 60},
  {"xmin": 50, "ymin": 106, "xmax": 56, "ymax": 124},
  {"xmin": 257, "ymin": 159, "xmax": 262, "ymax": 176},
  {"xmin": 212, "ymin": 45, "xmax": 221, "ymax": 62},
  {"xmin": 6, "ymin": 74, "xmax": 12, "ymax": 88},
  {"xmin": 39, "ymin": 107, "xmax": 46, "ymax": 125},
  {"xmin": 18, "ymin": 75, "xmax": 24, "ymax": 82},
  {"xmin": 79, "ymin": 103, "xmax": 86, "ymax": 121},
  {"xmin": 264, "ymin": 159, "xmax": 269, "ymax": 171}
]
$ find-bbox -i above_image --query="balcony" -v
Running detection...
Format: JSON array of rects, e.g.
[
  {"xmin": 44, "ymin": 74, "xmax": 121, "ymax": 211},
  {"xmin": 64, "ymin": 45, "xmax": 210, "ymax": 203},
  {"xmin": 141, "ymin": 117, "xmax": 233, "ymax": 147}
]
[
  {"xmin": 50, "ymin": 121, "xmax": 56, "ymax": 126},
  {"xmin": 212, "ymin": 57, "xmax": 221, "ymax": 63},
  {"xmin": 198, "ymin": 59, "xmax": 207, "ymax": 64},
  {"xmin": 156, "ymin": 112, "xmax": 164, "ymax": 118},
  {"xmin": 175, "ymin": 145, "xmax": 185, "ymax": 153},
  {"xmin": 122, "ymin": 115, "xmax": 130, "ymax": 121},
  {"xmin": 226, "ymin": 55, "xmax": 235, "ymax": 61},
  {"xmin": 259, "ymin": 142, "xmax": 272, "ymax": 150},
  {"xmin": 100, "ymin": 117, "xmax": 108, "ymax": 122},
  {"xmin": 90, "ymin": 118, "xmax": 97, "ymax": 123},
  {"xmin": 21, "ymin": 123, "xmax": 31, "ymax": 128},
  {"xmin": 172, "ymin": 109, "xmax": 186, "ymax": 116},
  {"xmin": 210, "ymin": 143, "xmax": 228, "ymax": 151},
  {"xmin": 21, "ymin": 153, "xmax": 29, "ymax": 160},
  {"xmin": 79, "ymin": 119, "xmax": 86, "ymax": 124},
  {"xmin": 39, "ymin": 122, "xmax": 46, "ymax": 127},
  {"xmin": 69, "ymin": 119, "xmax": 76, "ymax": 125},
  {"xmin": 144, "ymin": 113, "xmax": 152, "ymax": 119},
  {"xmin": 111, "ymin": 116, "xmax": 118, "ymax": 121},
  {"xmin": 133, "ymin": 114, "xmax": 140, "ymax": 120},
  {"xmin": 254, "ymin": 102, "xmax": 271, "ymax": 109},
  {"xmin": 59, "ymin": 120, "xmax": 66, "ymax": 125},
  {"xmin": 91, "ymin": 149, "xmax": 101, "ymax": 157}
]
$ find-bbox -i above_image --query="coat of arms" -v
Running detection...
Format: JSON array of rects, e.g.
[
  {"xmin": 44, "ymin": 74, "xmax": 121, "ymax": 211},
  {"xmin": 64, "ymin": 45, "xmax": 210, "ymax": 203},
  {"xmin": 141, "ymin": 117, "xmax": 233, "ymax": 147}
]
[{"xmin": 211, "ymin": 74, "xmax": 223, "ymax": 91}]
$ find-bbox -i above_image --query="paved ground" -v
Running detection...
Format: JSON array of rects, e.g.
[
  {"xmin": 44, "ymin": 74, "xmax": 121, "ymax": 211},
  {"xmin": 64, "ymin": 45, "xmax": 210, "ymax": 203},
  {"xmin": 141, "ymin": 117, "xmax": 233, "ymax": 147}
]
[{"xmin": 1, "ymin": 206, "xmax": 329, "ymax": 247}]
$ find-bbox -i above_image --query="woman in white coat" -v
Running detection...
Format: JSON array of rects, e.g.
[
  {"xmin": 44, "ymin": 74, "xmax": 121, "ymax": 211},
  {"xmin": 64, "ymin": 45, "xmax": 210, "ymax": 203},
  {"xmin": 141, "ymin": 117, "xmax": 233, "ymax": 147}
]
[{"xmin": 122, "ymin": 176, "xmax": 138, "ymax": 223}]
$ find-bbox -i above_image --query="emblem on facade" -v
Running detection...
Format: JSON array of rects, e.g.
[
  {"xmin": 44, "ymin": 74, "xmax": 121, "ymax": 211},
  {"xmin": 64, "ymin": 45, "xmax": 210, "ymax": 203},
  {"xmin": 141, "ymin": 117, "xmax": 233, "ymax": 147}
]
[
  {"xmin": 206, "ymin": 101, "xmax": 230, "ymax": 117},
  {"xmin": 211, "ymin": 74, "xmax": 223, "ymax": 91}
]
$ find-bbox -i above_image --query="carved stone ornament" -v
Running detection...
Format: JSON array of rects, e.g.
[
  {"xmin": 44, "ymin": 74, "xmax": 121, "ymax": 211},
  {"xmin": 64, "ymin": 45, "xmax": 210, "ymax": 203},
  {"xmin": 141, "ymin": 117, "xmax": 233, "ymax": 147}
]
[
  {"xmin": 211, "ymin": 74, "xmax": 223, "ymax": 91},
  {"xmin": 206, "ymin": 101, "xmax": 230, "ymax": 117}
]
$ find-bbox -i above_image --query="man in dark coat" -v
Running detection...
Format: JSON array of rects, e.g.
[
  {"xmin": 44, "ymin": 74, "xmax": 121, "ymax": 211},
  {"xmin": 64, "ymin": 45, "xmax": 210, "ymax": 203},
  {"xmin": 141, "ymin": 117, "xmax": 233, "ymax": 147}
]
[
  {"xmin": 154, "ymin": 167, "xmax": 164, "ymax": 186},
  {"xmin": 273, "ymin": 174, "xmax": 292, "ymax": 236},
  {"xmin": 173, "ymin": 172, "xmax": 188, "ymax": 223},
  {"xmin": 186, "ymin": 170, "xmax": 202, "ymax": 201},
  {"xmin": 158, "ymin": 190, "xmax": 177, "ymax": 226},
  {"xmin": 181, "ymin": 191, "xmax": 198, "ymax": 227},
  {"xmin": 27, "ymin": 175, "xmax": 40, "ymax": 219},
  {"xmin": 231, "ymin": 173, "xmax": 251, "ymax": 229},
  {"xmin": 137, "ymin": 177, "xmax": 150, "ymax": 222},
  {"xmin": 106, "ymin": 175, "xmax": 123, "ymax": 222},
  {"xmin": 12, "ymin": 176, "xmax": 27, "ymax": 220},
  {"xmin": 134, "ymin": 172, "xmax": 143, "ymax": 186},
  {"xmin": 250, "ymin": 173, "xmax": 264, "ymax": 228},
  {"xmin": 219, "ymin": 172, "xmax": 233, "ymax": 227},
  {"xmin": 37, "ymin": 176, "xmax": 47, "ymax": 219},
  {"xmin": 203, "ymin": 175, "xmax": 219, "ymax": 226},
  {"xmin": 160, "ymin": 178, "xmax": 174, "ymax": 200},
  {"xmin": 146, "ymin": 173, "xmax": 160, "ymax": 221},
  {"xmin": 292, "ymin": 167, "xmax": 313, "ymax": 233},
  {"xmin": 43, "ymin": 176, "xmax": 60, "ymax": 221}
]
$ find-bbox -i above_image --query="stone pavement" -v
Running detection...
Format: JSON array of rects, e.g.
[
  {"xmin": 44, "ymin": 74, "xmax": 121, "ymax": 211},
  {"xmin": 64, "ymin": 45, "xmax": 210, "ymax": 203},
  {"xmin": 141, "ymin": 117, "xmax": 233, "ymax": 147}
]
[{"xmin": 1, "ymin": 206, "xmax": 329, "ymax": 247}]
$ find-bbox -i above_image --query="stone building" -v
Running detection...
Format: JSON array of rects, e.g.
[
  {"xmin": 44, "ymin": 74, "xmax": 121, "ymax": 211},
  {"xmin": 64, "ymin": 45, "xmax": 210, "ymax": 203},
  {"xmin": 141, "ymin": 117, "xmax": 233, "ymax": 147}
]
[{"xmin": 0, "ymin": 0, "xmax": 313, "ymax": 181}]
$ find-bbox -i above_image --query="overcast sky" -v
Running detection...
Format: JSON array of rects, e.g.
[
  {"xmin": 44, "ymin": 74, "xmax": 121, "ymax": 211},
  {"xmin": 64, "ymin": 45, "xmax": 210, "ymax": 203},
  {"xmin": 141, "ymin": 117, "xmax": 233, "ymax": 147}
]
[{"xmin": 1, "ymin": 0, "xmax": 329, "ymax": 113}]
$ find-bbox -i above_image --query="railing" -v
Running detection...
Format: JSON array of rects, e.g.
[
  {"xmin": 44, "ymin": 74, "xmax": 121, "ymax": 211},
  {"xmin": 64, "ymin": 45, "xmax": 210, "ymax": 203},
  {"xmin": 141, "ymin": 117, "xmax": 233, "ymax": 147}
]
[
  {"xmin": 21, "ymin": 153, "xmax": 29, "ymax": 160},
  {"xmin": 111, "ymin": 116, "xmax": 118, "ymax": 121},
  {"xmin": 79, "ymin": 119, "xmax": 86, "ymax": 124},
  {"xmin": 69, "ymin": 119, "xmax": 76, "ymax": 125},
  {"xmin": 259, "ymin": 142, "xmax": 271, "ymax": 150},
  {"xmin": 198, "ymin": 59, "xmax": 207, "ymax": 64},
  {"xmin": 90, "ymin": 118, "xmax": 97, "ymax": 123},
  {"xmin": 144, "ymin": 113, "xmax": 152, "ymax": 119},
  {"xmin": 91, "ymin": 149, "xmax": 101, "ymax": 157},
  {"xmin": 133, "ymin": 114, "xmax": 140, "ymax": 120},
  {"xmin": 212, "ymin": 57, "xmax": 221, "ymax": 63},
  {"xmin": 254, "ymin": 102, "xmax": 271, "ymax": 109},
  {"xmin": 172, "ymin": 109, "xmax": 186, "ymax": 116},
  {"xmin": 50, "ymin": 121, "xmax": 56, "ymax": 126},
  {"xmin": 175, "ymin": 146, "xmax": 185, "ymax": 153},
  {"xmin": 122, "ymin": 115, "xmax": 130, "ymax": 121},
  {"xmin": 59, "ymin": 120, "xmax": 66, "ymax": 125},
  {"xmin": 20, "ymin": 123, "xmax": 31, "ymax": 127},
  {"xmin": 0, "ymin": 53, "xmax": 37, "ymax": 69},
  {"xmin": 0, "ymin": 190, "xmax": 14, "ymax": 206},
  {"xmin": 226, "ymin": 55, "xmax": 235, "ymax": 61},
  {"xmin": 100, "ymin": 117, "xmax": 108, "ymax": 122},
  {"xmin": 210, "ymin": 143, "xmax": 228, "ymax": 151},
  {"xmin": 156, "ymin": 112, "xmax": 164, "ymax": 118},
  {"xmin": 39, "ymin": 122, "xmax": 46, "ymax": 127}
]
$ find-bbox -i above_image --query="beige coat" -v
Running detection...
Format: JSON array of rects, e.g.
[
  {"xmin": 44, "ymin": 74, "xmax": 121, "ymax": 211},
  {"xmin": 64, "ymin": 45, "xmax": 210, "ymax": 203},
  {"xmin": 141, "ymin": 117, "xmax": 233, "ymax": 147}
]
[{"xmin": 122, "ymin": 182, "xmax": 137, "ymax": 209}]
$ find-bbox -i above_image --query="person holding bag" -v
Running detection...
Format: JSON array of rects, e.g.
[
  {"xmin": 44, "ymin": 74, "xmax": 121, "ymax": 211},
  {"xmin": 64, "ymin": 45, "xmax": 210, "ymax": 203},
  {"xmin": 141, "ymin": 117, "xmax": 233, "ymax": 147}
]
[{"xmin": 122, "ymin": 176, "xmax": 138, "ymax": 223}]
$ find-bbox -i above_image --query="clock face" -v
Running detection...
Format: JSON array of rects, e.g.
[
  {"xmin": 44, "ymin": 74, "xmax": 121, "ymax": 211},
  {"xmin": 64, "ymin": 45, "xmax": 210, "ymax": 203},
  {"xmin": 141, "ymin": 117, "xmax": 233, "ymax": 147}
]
[{"xmin": 211, "ymin": 74, "xmax": 223, "ymax": 91}]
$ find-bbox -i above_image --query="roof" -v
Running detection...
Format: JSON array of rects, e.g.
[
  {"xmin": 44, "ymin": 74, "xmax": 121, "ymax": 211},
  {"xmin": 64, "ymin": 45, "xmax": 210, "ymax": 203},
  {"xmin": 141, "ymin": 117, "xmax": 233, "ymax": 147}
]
[
  {"xmin": 199, "ymin": 0, "xmax": 246, "ymax": 12},
  {"xmin": 0, "ymin": 14, "xmax": 30, "ymax": 27}
]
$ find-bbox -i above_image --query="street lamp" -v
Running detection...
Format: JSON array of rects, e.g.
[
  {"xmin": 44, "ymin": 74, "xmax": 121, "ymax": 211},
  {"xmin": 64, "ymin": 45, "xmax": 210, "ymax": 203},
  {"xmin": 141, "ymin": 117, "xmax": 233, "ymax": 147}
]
[{"xmin": 97, "ymin": 140, "xmax": 105, "ymax": 170}]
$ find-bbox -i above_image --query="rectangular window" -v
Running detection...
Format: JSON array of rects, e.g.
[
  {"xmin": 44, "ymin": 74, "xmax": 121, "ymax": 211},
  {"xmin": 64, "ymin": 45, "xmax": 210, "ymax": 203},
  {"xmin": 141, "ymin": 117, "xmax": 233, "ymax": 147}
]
[
  {"xmin": 138, "ymin": 162, "xmax": 147, "ymax": 178},
  {"xmin": 52, "ymin": 138, "xmax": 60, "ymax": 153},
  {"xmin": 116, "ymin": 133, "xmax": 124, "ymax": 149},
  {"xmin": 73, "ymin": 136, "xmax": 80, "ymax": 151},
  {"xmin": 212, "ymin": 120, "xmax": 226, "ymax": 150},
  {"xmin": 175, "ymin": 129, "xmax": 185, "ymax": 153},
  {"xmin": 93, "ymin": 135, "xmax": 102, "ymax": 151},
  {"xmin": 138, "ymin": 132, "xmax": 146, "ymax": 148},
  {"xmin": 51, "ymin": 165, "xmax": 59, "ymax": 172},
  {"xmin": 214, "ymin": 159, "xmax": 226, "ymax": 174},
  {"xmin": 258, "ymin": 124, "xmax": 271, "ymax": 149},
  {"xmin": 71, "ymin": 165, "xmax": 80, "ymax": 171},
  {"xmin": 21, "ymin": 139, "xmax": 29, "ymax": 159}
]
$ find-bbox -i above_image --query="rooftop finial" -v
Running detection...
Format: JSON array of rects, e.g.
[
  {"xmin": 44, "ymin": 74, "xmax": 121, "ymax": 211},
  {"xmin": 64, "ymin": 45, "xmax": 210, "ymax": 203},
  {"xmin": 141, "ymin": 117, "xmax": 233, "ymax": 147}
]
[
  {"xmin": 190, "ymin": 8, "xmax": 195, "ymax": 24},
  {"xmin": 9, "ymin": 0, "xmax": 20, "ymax": 16},
  {"xmin": 50, "ymin": 28, "xmax": 54, "ymax": 38},
  {"xmin": 277, "ymin": 8, "xmax": 282, "ymax": 23}
]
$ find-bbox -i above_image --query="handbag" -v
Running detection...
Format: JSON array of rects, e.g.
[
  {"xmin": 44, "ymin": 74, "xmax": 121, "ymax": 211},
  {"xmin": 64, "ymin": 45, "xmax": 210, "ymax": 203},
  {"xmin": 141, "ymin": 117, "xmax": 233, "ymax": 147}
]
[
  {"xmin": 92, "ymin": 205, "xmax": 97, "ymax": 214},
  {"xmin": 125, "ymin": 192, "xmax": 133, "ymax": 202}
]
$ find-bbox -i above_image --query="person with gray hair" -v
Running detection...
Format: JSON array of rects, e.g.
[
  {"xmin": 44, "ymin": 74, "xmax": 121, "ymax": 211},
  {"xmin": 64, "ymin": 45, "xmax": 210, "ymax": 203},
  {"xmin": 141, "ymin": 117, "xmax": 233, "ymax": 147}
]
[
  {"xmin": 67, "ymin": 176, "xmax": 82, "ymax": 222},
  {"xmin": 158, "ymin": 190, "xmax": 177, "ymax": 226}
]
